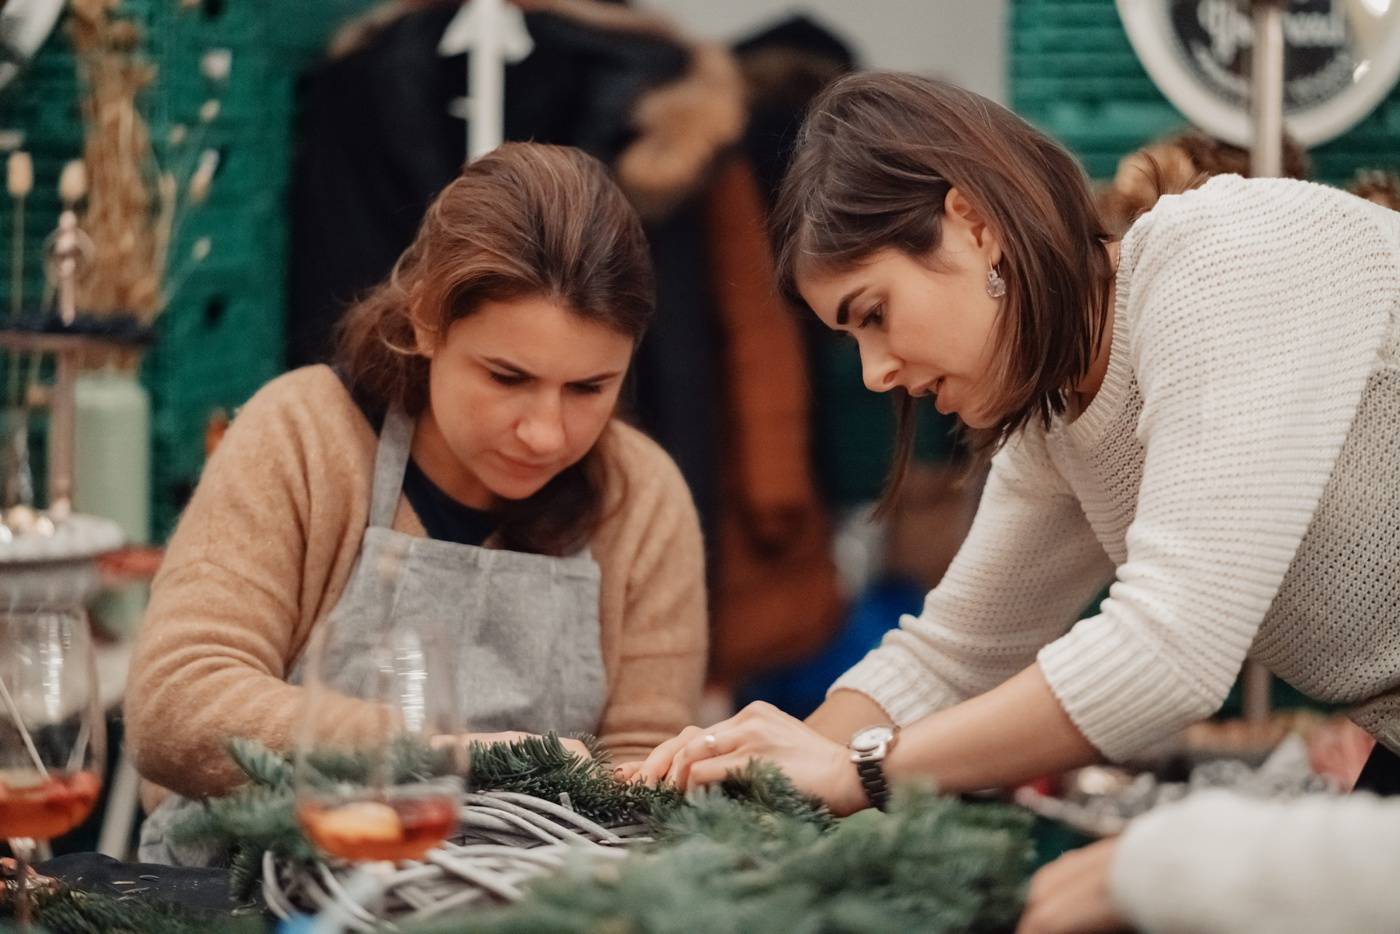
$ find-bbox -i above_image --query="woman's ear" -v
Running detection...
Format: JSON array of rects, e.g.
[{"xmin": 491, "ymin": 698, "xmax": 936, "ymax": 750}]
[
  {"xmin": 409, "ymin": 304, "xmax": 438, "ymax": 360},
  {"xmin": 944, "ymin": 186, "xmax": 1002, "ymax": 268}
]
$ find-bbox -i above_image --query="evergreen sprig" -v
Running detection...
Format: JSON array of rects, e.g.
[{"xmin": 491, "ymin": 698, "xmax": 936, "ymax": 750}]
[
  {"xmin": 404, "ymin": 785, "xmax": 1033, "ymax": 934},
  {"xmin": 467, "ymin": 734, "xmax": 682, "ymax": 826},
  {"xmin": 227, "ymin": 737, "xmax": 293, "ymax": 788},
  {"xmin": 168, "ymin": 781, "xmax": 315, "ymax": 892}
]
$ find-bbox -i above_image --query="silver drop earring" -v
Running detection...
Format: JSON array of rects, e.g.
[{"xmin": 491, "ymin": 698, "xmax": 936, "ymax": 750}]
[{"xmin": 985, "ymin": 263, "xmax": 1007, "ymax": 299}]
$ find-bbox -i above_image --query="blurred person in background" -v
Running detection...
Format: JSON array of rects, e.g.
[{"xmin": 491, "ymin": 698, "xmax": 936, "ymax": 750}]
[
  {"xmin": 1348, "ymin": 168, "xmax": 1400, "ymax": 210},
  {"xmin": 1096, "ymin": 127, "xmax": 1310, "ymax": 237},
  {"xmin": 1017, "ymin": 789, "xmax": 1400, "ymax": 933}
]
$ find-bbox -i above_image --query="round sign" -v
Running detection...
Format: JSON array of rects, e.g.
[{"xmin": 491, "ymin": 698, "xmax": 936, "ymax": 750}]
[{"xmin": 1117, "ymin": 0, "xmax": 1400, "ymax": 147}]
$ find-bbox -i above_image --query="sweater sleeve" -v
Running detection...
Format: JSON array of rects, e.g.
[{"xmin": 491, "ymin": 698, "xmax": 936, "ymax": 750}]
[
  {"xmin": 124, "ymin": 373, "xmax": 388, "ymax": 799},
  {"xmin": 830, "ymin": 431, "xmax": 1114, "ymax": 726},
  {"xmin": 1038, "ymin": 180, "xmax": 1399, "ymax": 760},
  {"xmin": 595, "ymin": 442, "xmax": 708, "ymax": 762},
  {"xmin": 1111, "ymin": 790, "xmax": 1400, "ymax": 934}
]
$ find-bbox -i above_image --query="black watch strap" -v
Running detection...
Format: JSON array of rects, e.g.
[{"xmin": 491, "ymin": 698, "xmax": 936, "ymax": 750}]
[{"xmin": 855, "ymin": 757, "xmax": 891, "ymax": 811}]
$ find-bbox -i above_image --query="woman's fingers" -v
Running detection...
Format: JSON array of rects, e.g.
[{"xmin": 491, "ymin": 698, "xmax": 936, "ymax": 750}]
[
  {"xmin": 663, "ymin": 727, "xmax": 748, "ymax": 788},
  {"xmin": 1025, "ymin": 848, "xmax": 1073, "ymax": 903},
  {"xmin": 1016, "ymin": 839, "xmax": 1126, "ymax": 934},
  {"xmin": 635, "ymin": 704, "xmax": 799, "ymax": 787},
  {"xmin": 685, "ymin": 751, "xmax": 761, "ymax": 789},
  {"xmin": 471, "ymin": 731, "xmax": 533, "ymax": 745},
  {"xmin": 560, "ymin": 738, "xmax": 593, "ymax": 760},
  {"xmin": 636, "ymin": 725, "xmax": 704, "ymax": 784}
]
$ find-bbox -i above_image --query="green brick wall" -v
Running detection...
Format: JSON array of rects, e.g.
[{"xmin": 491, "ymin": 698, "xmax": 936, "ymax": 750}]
[
  {"xmin": 0, "ymin": 0, "xmax": 375, "ymax": 538},
  {"xmin": 1009, "ymin": 0, "xmax": 1400, "ymax": 182}
]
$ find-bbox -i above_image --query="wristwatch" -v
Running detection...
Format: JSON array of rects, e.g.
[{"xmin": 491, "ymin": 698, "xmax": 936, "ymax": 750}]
[{"xmin": 848, "ymin": 724, "xmax": 899, "ymax": 811}]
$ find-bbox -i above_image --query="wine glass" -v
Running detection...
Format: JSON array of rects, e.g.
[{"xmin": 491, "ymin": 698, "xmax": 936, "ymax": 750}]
[
  {"xmin": 0, "ymin": 608, "xmax": 105, "ymax": 929},
  {"xmin": 294, "ymin": 617, "xmax": 467, "ymax": 881}
]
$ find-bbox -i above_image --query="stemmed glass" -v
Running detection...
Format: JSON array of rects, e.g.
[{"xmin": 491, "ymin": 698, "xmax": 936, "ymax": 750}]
[
  {"xmin": 293, "ymin": 615, "xmax": 467, "ymax": 918},
  {"xmin": 0, "ymin": 608, "xmax": 105, "ymax": 929}
]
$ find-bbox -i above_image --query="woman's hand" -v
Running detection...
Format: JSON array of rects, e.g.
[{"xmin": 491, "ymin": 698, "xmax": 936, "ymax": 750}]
[
  {"xmin": 633, "ymin": 702, "xmax": 867, "ymax": 815},
  {"xmin": 1306, "ymin": 717, "xmax": 1375, "ymax": 791},
  {"xmin": 612, "ymin": 761, "xmax": 643, "ymax": 783},
  {"xmin": 1016, "ymin": 838, "xmax": 1128, "ymax": 934}
]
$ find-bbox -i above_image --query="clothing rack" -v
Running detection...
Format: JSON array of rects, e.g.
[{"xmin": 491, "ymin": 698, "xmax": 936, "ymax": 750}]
[{"xmin": 442, "ymin": 0, "xmax": 513, "ymax": 161}]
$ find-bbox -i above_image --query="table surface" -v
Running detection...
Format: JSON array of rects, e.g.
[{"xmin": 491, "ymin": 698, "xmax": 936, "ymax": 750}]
[{"xmin": 37, "ymin": 852, "xmax": 251, "ymax": 916}]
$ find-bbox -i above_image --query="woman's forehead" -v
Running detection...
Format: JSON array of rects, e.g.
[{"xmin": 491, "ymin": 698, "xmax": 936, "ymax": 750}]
[{"xmin": 799, "ymin": 248, "xmax": 919, "ymax": 294}]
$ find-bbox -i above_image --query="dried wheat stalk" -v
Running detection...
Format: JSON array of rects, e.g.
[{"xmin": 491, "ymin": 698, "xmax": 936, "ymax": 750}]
[{"xmin": 67, "ymin": 0, "xmax": 169, "ymax": 322}]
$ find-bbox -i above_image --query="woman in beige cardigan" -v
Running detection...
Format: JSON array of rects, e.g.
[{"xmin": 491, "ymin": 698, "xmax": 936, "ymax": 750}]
[{"xmin": 126, "ymin": 143, "xmax": 707, "ymax": 863}]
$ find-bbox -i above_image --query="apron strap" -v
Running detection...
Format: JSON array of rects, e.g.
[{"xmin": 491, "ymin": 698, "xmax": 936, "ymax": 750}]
[{"xmin": 369, "ymin": 407, "xmax": 415, "ymax": 529}]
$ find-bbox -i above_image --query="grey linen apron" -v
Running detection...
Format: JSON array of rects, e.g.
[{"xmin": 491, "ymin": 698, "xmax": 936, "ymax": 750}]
[{"xmin": 139, "ymin": 408, "xmax": 608, "ymax": 865}]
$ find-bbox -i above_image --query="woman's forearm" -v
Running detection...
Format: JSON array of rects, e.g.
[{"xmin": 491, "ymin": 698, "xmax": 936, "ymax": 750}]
[{"xmin": 885, "ymin": 663, "xmax": 1102, "ymax": 794}]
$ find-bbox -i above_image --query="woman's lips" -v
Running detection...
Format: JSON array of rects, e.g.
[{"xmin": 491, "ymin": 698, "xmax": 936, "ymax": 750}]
[{"xmin": 497, "ymin": 454, "xmax": 554, "ymax": 475}]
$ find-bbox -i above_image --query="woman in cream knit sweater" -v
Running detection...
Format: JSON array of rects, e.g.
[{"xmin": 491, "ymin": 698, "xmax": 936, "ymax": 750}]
[
  {"xmin": 126, "ymin": 143, "xmax": 707, "ymax": 861},
  {"xmin": 637, "ymin": 73, "xmax": 1400, "ymax": 815}
]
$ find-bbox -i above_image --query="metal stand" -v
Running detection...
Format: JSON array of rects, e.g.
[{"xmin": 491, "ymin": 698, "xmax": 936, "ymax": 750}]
[
  {"xmin": 1243, "ymin": 0, "xmax": 1286, "ymax": 725},
  {"xmin": 1250, "ymin": 1, "xmax": 1285, "ymax": 179}
]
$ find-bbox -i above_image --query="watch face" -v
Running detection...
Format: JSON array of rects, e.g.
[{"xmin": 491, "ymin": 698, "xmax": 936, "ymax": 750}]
[{"xmin": 852, "ymin": 725, "xmax": 894, "ymax": 752}]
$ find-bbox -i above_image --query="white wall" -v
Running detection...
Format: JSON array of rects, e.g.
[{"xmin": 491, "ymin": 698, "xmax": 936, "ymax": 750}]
[{"xmin": 638, "ymin": 0, "xmax": 1007, "ymax": 103}]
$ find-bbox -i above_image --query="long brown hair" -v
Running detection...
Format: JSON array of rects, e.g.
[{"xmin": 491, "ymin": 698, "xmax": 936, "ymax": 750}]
[
  {"xmin": 336, "ymin": 142, "xmax": 655, "ymax": 554},
  {"xmin": 772, "ymin": 72, "xmax": 1114, "ymax": 506}
]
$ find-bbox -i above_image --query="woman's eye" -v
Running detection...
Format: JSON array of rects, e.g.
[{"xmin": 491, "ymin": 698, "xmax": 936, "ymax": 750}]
[
  {"xmin": 858, "ymin": 304, "xmax": 885, "ymax": 329},
  {"xmin": 489, "ymin": 372, "xmax": 527, "ymax": 387},
  {"xmin": 570, "ymin": 383, "xmax": 605, "ymax": 395}
]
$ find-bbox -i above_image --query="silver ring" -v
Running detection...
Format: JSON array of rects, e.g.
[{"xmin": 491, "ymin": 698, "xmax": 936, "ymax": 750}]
[{"xmin": 702, "ymin": 732, "xmax": 719, "ymax": 754}]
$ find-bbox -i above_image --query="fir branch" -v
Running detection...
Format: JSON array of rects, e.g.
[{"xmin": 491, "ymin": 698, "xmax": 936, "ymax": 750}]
[
  {"xmin": 715, "ymin": 761, "xmax": 835, "ymax": 830},
  {"xmin": 467, "ymin": 734, "xmax": 598, "ymax": 784},
  {"xmin": 227, "ymin": 737, "xmax": 292, "ymax": 788},
  {"xmin": 167, "ymin": 783, "xmax": 312, "ymax": 900},
  {"xmin": 573, "ymin": 733, "xmax": 607, "ymax": 762},
  {"xmin": 228, "ymin": 846, "xmax": 266, "ymax": 904},
  {"xmin": 467, "ymin": 734, "xmax": 682, "ymax": 827},
  {"xmin": 21, "ymin": 887, "xmax": 263, "ymax": 934},
  {"xmin": 402, "ymin": 786, "xmax": 1033, "ymax": 934},
  {"xmin": 169, "ymin": 783, "xmax": 311, "ymax": 864}
]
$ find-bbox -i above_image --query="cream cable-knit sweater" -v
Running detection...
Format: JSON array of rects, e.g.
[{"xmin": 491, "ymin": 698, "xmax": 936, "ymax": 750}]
[{"xmin": 833, "ymin": 175, "xmax": 1400, "ymax": 760}]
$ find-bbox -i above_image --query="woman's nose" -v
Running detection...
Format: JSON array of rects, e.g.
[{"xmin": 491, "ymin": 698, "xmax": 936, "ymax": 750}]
[
  {"xmin": 515, "ymin": 394, "xmax": 566, "ymax": 456},
  {"xmin": 859, "ymin": 347, "xmax": 900, "ymax": 393}
]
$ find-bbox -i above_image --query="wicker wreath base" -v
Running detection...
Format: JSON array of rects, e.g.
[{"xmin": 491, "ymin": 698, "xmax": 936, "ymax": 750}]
[{"xmin": 263, "ymin": 790, "xmax": 650, "ymax": 929}]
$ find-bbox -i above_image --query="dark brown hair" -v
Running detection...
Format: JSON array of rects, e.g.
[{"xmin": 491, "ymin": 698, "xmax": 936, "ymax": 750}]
[
  {"xmin": 336, "ymin": 142, "xmax": 655, "ymax": 554},
  {"xmin": 771, "ymin": 72, "xmax": 1114, "ymax": 507}
]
